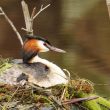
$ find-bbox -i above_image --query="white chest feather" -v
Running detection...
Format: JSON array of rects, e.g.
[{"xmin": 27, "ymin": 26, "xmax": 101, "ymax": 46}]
[{"xmin": 30, "ymin": 56, "xmax": 68, "ymax": 87}]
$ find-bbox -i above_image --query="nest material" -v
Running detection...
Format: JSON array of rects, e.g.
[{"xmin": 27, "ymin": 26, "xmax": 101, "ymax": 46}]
[
  {"xmin": 0, "ymin": 79, "xmax": 109, "ymax": 110},
  {"xmin": 0, "ymin": 58, "xmax": 110, "ymax": 110},
  {"xmin": 0, "ymin": 57, "xmax": 12, "ymax": 73}
]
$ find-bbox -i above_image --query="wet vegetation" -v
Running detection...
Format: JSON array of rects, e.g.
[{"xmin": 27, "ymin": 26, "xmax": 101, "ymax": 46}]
[{"xmin": 0, "ymin": 58, "xmax": 110, "ymax": 110}]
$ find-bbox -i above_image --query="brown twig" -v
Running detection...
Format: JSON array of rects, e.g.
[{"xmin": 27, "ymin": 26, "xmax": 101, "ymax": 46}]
[
  {"xmin": 21, "ymin": 0, "xmax": 33, "ymax": 35},
  {"xmin": 0, "ymin": 13, "xmax": 4, "ymax": 15},
  {"xmin": 31, "ymin": 7, "xmax": 36, "ymax": 19},
  {"xmin": 0, "ymin": 7, "xmax": 23, "ymax": 46},
  {"xmin": 30, "ymin": 7, "xmax": 36, "ymax": 33},
  {"xmin": 0, "ymin": 1, "xmax": 50, "ymax": 46},
  {"xmin": 21, "ymin": 0, "xmax": 50, "ymax": 35},
  {"xmin": 106, "ymin": 0, "xmax": 110, "ymax": 18},
  {"xmin": 33, "ymin": 4, "xmax": 50, "ymax": 20},
  {"xmin": 62, "ymin": 96, "xmax": 99, "ymax": 105},
  {"xmin": 2, "ymin": 85, "xmax": 20, "ymax": 110}
]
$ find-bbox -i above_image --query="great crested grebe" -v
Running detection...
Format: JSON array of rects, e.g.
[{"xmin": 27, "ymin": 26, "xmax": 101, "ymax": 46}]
[
  {"xmin": 21, "ymin": 34, "xmax": 68, "ymax": 87},
  {"xmin": 0, "ymin": 35, "xmax": 68, "ymax": 87}
]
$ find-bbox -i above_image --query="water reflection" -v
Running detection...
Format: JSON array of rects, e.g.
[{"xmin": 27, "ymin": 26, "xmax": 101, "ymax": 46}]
[{"xmin": 0, "ymin": 0, "xmax": 110, "ymax": 96}]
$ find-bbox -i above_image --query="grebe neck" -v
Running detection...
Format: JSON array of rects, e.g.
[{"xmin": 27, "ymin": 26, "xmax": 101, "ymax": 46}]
[{"xmin": 29, "ymin": 55, "xmax": 41, "ymax": 63}]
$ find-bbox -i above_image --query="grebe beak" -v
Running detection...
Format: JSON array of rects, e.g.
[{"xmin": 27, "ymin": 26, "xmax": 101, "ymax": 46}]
[{"xmin": 45, "ymin": 43, "xmax": 66, "ymax": 53}]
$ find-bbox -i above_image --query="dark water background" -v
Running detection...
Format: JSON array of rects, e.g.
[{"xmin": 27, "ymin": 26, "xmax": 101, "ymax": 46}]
[{"xmin": 0, "ymin": 0, "xmax": 110, "ymax": 96}]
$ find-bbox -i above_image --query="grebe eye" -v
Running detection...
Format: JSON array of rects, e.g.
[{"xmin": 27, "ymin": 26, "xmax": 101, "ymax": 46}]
[{"xmin": 44, "ymin": 43, "xmax": 47, "ymax": 46}]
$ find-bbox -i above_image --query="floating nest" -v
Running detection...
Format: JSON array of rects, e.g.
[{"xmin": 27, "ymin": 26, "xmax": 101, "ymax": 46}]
[{"xmin": 0, "ymin": 58, "xmax": 110, "ymax": 110}]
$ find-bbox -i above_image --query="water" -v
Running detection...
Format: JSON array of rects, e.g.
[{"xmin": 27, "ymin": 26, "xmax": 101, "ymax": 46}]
[{"xmin": 0, "ymin": 0, "xmax": 110, "ymax": 96}]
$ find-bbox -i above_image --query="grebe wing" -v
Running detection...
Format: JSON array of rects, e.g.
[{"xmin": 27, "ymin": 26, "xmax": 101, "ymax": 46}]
[{"xmin": 0, "ymin": 59, "xmax": 68, "ymax": 87}]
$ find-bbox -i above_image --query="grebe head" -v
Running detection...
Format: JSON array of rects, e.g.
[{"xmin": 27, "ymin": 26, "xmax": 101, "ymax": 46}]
[{"xmin": 22, "ymin": 35, "xmax": 65, "ymax": 63}]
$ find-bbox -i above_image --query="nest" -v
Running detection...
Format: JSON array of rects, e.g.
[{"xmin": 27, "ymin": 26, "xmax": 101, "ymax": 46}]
[
  {"xmin": 0, "ymin": 80, "xmax": 94, "ymax": 110},
  {"xmin": 0, "ymin": 58, "xmax": 110, "ymax": 110}
]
